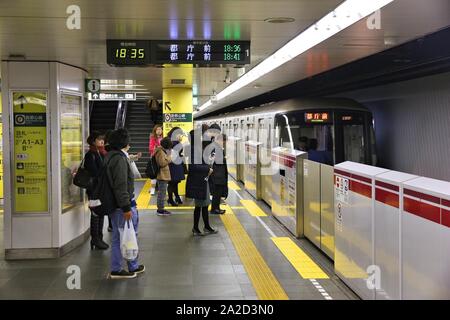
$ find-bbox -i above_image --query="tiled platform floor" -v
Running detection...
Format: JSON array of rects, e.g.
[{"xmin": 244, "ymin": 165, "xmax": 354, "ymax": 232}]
[{"xmin": 0, "ymin": 179, "xmax": 358, "ymax": 300}]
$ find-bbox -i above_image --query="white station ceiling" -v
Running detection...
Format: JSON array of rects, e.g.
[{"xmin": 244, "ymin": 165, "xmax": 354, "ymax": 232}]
[{"xmin": 0, "ymin": 0, "xmax": 449, "ymax": 115}]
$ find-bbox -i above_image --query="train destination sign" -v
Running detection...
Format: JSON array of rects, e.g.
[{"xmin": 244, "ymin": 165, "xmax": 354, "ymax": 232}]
[
  {"xmin": 304, "ymin": 112, "xmax": 332, "ymax": 123},
  {"xmin": 107, "ymin": 40, "xmax": 251, "ymax": 66}
]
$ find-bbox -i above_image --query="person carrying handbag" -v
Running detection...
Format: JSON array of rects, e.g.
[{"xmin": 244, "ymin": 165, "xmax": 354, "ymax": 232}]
[{"xmin": 84, "ymin": 131, "xmax": 109, "ymax": 250}]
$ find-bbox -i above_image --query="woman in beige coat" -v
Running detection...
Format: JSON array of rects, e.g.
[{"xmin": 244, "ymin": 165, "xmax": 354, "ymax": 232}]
[{"xmin": 154, "ymin": 137, "xmax": 172, "ymax": 215}]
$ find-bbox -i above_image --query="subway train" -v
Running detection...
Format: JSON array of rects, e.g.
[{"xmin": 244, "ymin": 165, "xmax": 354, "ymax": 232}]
[{"xmin": 196, "ymin": 98, "xmax": 376, "ymax": 260}]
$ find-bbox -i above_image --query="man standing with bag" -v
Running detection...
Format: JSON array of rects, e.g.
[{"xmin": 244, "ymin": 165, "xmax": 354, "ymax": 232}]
[{"xmin": 106, "ymin": 129, "xmax": 145, "ymax": 279}]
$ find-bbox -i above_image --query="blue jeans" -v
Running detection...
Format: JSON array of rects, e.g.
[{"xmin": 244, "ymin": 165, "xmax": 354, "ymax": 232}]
[
  {"xmin": 110, "ymin": 206, "xmax": 139, "ymax": 272},
  {"xmin": 157, "ymin": 180, "xmax": 168, "ymax": 211}
]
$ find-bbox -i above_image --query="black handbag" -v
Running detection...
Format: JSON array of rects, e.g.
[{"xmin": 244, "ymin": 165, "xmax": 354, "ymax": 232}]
[{"xmin": 73, "ymin": 156, "xmax": 93, "ymax": 189}]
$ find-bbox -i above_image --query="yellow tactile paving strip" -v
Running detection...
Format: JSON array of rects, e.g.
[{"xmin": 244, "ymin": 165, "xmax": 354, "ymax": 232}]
[
  {"xmin": 227, "ymin": 180, "xmax": 241, "ymax": 191},
  {"xmin": 220, "ymin": 207, "xmax": 289, "ymax": 300},
  {"xmin": 136, "ymin": 179, "xmax": 152, "ymax": 209},
  {"xmin": 240, "ymin": 199, "xmax": 267, "ymax": 217},
  {"xmin": 271, "ymin": 237, "xmax": 329, "ymax": 279},
  {"xmin": 145, "ymin": 205, "xmax": 244, "ymax": 210}
]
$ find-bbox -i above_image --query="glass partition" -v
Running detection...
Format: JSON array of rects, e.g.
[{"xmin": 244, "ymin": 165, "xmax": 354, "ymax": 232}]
[{"xmin": 60, "ymin": 94, "xmax": 83, "ymax": 212}]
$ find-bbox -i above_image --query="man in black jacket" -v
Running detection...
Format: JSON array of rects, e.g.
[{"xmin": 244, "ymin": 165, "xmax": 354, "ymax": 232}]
[{"xmin": 106, "ymin": 129, "xmax": 145, "ymax": 279}]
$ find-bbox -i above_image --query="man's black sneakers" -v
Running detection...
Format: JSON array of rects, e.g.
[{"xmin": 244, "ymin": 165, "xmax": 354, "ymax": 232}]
[
  {"xmin": 109, "ymin": 270, "xmax": 137, "ymax": 279},
  {"xmin": 130, "ymin": 265, "xmax": 146, "ymax": 275}
]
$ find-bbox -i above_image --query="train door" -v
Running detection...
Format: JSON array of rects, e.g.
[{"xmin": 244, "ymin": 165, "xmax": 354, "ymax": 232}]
[{"xmin": 334, "ymin": 111, "xmax": 371, "ymax": 165}]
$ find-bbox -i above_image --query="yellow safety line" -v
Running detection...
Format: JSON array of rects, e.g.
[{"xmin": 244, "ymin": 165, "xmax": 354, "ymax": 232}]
[
  {"xmin": 271, "ymin": 237, "xmax": 329, "ymax": 279},
  {"xmin": 240, "ymin": 199, "xmax": 267, "ymax": 217},
  {"xmin": 146, "ymin": 205, "xmax": 244, "ymax": 210},
  {"xmin": 228, "ymin": 180, "xmax": 241, "ymax": 191},
  {"xmin": 136, "ymin": 180, "xmax": 152, "ymax": 209},
  {"xmin": 220, "ymin": 206, "xmax": 289, "ymax": 300},
  {"xmin": 134, "ymin": 178, "xmax": 148, "ymax": 182}
]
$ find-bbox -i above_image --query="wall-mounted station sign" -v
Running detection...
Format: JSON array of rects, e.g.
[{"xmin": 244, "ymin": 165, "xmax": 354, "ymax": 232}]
[
  {"xmin": 107, "ymin": 39, "xmax": 250, "ymax": 66},
  {"xmin": 88, "ymin": 92, "xmax": 136, "ymax": 101}
]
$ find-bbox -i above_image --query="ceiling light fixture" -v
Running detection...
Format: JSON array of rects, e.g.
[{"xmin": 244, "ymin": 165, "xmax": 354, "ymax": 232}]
[{"xmin": 197, "ymin": 0, "xmax": 394, "ymax": 114}]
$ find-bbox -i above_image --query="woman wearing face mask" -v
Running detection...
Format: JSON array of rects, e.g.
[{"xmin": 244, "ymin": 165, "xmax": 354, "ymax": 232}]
[{"xmin": 84, "ymin": 131, "xmax": 109, "ymax": 250}]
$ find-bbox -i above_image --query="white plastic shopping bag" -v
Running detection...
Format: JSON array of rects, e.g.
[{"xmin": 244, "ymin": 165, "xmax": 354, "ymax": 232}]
[
  {"xmin": 130, "ymin": 161, "xmax": 142, "ymax": 179},
  {"xmin": 119, "ymin": 220, "xmax": 139, "ymax": 261}
]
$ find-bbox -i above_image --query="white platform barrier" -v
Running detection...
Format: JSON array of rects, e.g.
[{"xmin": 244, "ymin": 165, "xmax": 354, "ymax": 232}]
[
  {"xmin": 374, "ymin": 171, "xmax": 418, "ymax": 300},
  {"xmin": 402, "ymin": 177, "xmax": 450, "ymax": 299},
  {"xmin": 334, "ymin": 162, "xmax": 389, "ymax": 300},
  {"xmin": 334, "ymin": 161, "xmax": 450, "ymax": 300}
]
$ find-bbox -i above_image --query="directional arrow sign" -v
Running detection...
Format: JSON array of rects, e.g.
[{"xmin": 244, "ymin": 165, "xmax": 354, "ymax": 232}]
[
  {"xmin": 17, "ymin": 95, "xmax": 27, "ymax": 109},
  {"xmin": 164, "ymin": 101, "xmax": 172, "ymax": 111}
]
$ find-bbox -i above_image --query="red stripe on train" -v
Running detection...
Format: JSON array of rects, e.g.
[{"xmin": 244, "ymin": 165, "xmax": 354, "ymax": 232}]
[
  {"xmin": 404, "ymin": 189, "xmax": 440, "ymax": 205},
  {"xmin": 403, "ymin": 197, "xmax": 440, "ymax": 224},
  {"xmin": 376, "ymin": 188, "xmax": 399, "ymax": 208},
  {"xmin": 351, "ymin": 180, "xmax": 372, "ymax": 199},
  {"xmin": 375, "ymin": 180, "xmax": 399, "ymax": 192}
]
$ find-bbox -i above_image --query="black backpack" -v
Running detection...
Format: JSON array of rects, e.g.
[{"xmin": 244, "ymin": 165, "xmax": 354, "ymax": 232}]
[
  {"xmin": 90, "ymin": 153, "xmax": 124, "ymax": 216},
  {"xmin": 145, "ymin": 155, "xmax": 160, "ymax": 179}
]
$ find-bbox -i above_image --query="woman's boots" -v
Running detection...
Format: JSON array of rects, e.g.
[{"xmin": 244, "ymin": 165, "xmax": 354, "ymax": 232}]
[{"xmin": 90, "ymin": 214, "xmax": 109, "ymax": 250}]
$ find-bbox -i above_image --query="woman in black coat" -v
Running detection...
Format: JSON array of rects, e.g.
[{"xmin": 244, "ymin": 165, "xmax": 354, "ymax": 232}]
[
  {"xmin": 208, "ymin": 124, "xmax": 229, "ymax": 214},
  {"xmin": 185, "ymin": 128, "xmax": 217, "ymax": 236},
  {"xmin": 84, "ymin": 131, "xmax": 109, "ymax": 250},
  {"xmin": 167, "ymin": 127, "xmax": 186, "ymax": 206}
]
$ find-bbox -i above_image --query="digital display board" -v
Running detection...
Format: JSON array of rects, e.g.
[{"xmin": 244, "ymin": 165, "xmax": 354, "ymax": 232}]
[
  {"xmin": 106, "ymin": 40, "xmax": 251, "ymax": 66},
  {"xmin": 107, "ymin": 40, "xmax": 151, "ymax": 65},
  {"xmin": 150, "ymin": 40, "xmax": 250, "ymax": 65},
  {"xmin": 305, "ymin": 112, "xmax": 331, "ymax": 123}
]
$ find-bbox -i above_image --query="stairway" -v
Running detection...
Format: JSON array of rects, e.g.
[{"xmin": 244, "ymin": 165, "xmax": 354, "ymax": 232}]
[
  {"xmin": 89, "ymin": 101, "xmax": 118, "ymax": 133},
  {"xmin": 125, "ymin": 101, "xmax": 155, "ymax": 176}
]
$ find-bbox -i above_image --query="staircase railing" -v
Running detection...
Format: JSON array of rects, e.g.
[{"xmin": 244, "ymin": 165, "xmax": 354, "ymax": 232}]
[{"xmin": 114, "ymin": 101, "xmax": 128, "ymax": 129}]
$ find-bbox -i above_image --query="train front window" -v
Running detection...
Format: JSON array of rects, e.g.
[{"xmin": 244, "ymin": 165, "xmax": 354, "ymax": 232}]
[
  {"xmin": 343, "ymin": 124, "xmax": 365, "ymax": 163},
  {"xmin": 276, "ymin": 113, "xmax": 334, "ymax": 165}
]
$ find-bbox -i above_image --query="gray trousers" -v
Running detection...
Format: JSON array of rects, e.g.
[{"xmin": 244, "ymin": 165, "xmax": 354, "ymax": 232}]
[{"xmin": 157, "ymin": 180, "xmax": 168, "ymax": 211}]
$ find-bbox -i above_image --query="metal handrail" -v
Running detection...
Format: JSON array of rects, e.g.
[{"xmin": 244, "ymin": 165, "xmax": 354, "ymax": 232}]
[
  {"xmin": 121, "ymin": 101, "xmax": 128, "ymax": 128},
  {"xmin": 114, "ymin": 101, "xmax": 122, "ymax": 129}
]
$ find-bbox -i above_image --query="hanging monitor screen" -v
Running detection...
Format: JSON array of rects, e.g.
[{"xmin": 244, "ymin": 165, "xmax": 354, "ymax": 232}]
[
  {"xmin": 151, "ymin": 40, "xmax": 250, "ymax": 65},
  {"xmin": 107, "ymin": 40, "xmax": 151, "ymax": 65}
]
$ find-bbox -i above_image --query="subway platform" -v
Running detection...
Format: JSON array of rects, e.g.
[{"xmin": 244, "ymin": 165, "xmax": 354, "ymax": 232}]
[{"xmin": 0, "ymin": 177, "xmax": 357, "ymax": 300}]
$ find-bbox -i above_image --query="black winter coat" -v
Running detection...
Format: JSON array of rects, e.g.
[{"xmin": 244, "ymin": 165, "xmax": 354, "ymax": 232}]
[
  {"xmin": 185, "ymin": 164, "xmax": 210, "ymax": 200},
  {"xmin": 169, "ymin": 141, "xmax": 186, "ymax": 182},
  {"xmin": 84, "ymin": 150, "xmax": 104, "ymax": 199}
]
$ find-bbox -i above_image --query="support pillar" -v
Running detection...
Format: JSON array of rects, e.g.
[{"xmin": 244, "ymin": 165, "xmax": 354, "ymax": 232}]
[{"xmin": 1, "ymin": 61, "xmax": 89, "ymax": 260}]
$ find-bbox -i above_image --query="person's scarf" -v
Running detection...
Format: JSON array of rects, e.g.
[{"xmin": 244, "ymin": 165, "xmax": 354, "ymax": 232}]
[{"xmin": 97, "ymin": 145, "xmax": 108, "ymax": 156}]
